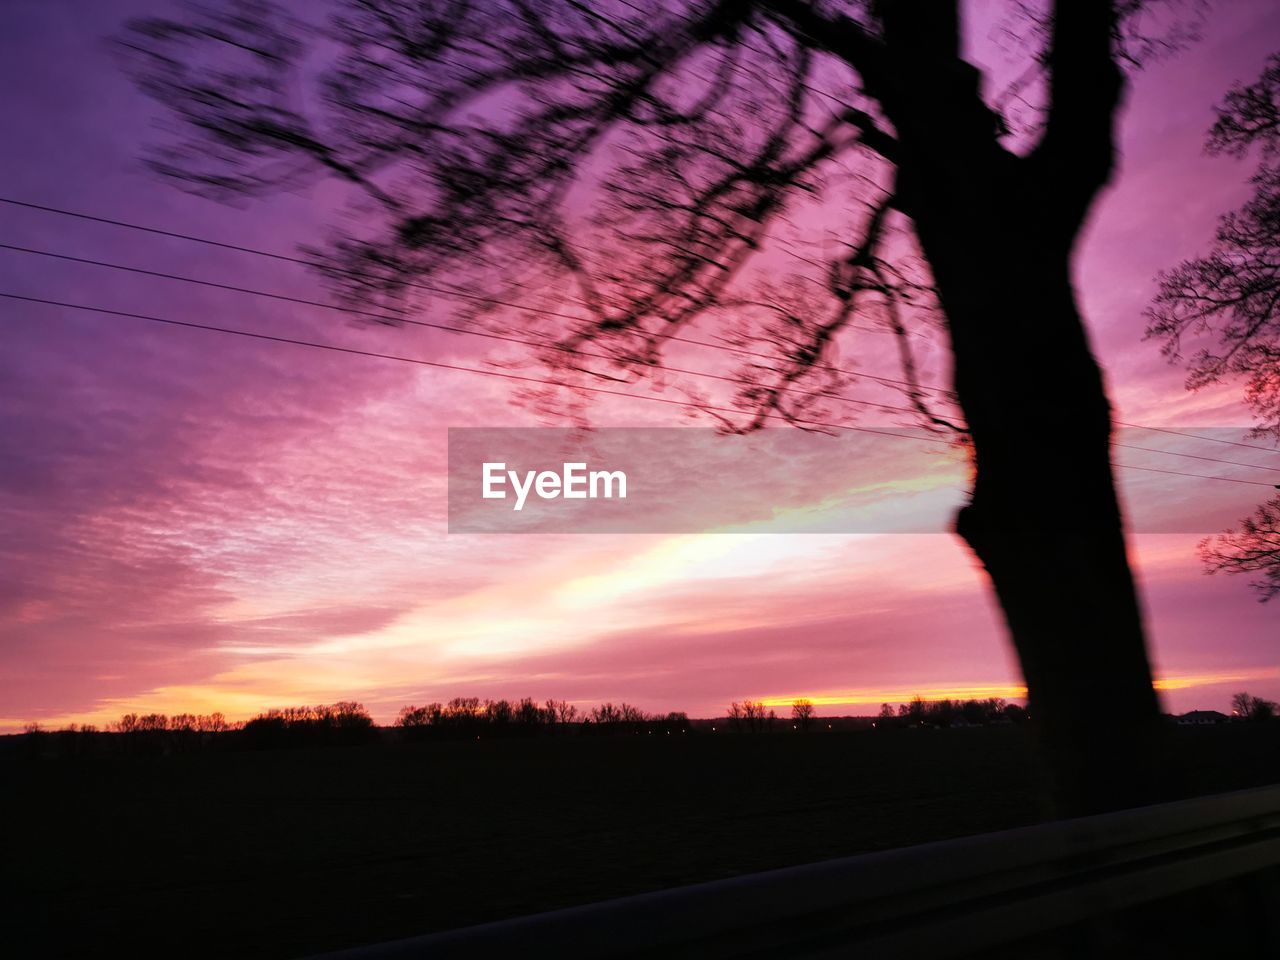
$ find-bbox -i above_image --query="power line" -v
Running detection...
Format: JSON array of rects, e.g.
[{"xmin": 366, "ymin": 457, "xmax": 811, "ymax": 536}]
[
  {"xmin": 0, "ymin": 292, "xmax": 954, "ymax": 446},
  {"xmin": 1110, "ymin": 441, "xmax": 1280, "ymax": 476},
  {"xmin": 0, "ymin": 194, "xmax": 952, "ymax": 392},
  {"xmin": 1109, "ymin": 461, "xmax": 1278, "ymax": 488},
  {"xmin": 1112, "ymin": 420, "xmax": 1279, "ymax": 455},
  {"xmin": 7, "ymin": 240, "xmax": 1280, "ymax": 475},
  {"xmin": 6, "ymin": 291, "xmax": 1278, "ymax": 491},
  {"xmin": 0, "ymin": 241, "xmax": 939, "ymax": 421},
  {"xmin": 4, "ymin": 194, "xmax": 1278, "ymax": 460}
]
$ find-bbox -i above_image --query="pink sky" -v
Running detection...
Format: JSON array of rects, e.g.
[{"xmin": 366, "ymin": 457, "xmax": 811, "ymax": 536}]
[{"xmin": 1, "ymin": 1, "xmax": 1278, "ymax": 730}]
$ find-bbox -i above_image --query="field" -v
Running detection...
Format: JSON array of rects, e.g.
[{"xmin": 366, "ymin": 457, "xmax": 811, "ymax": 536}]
[{"xmin": 4, "ymin": 724, "xmax": 1279, "ymax": 959}]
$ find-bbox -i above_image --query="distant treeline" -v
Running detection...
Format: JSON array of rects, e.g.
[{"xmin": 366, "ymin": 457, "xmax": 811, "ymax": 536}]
[
  {"xmin": 12, "ymin": 690, "xmax": 1275, "ymax": 758},
  {"xmin": 394, "ymin": 697, "xmax": 690, "ymax": 738},
  {"xmin": 10, "ymin": 698, "xmax": 691, "ymax": 756},
  {"xmin": 880, "ymin": 697, "xmax": 1028, "ymax": 729},
  {"xmin": 725, "ymin": 697, "xmax": 1030, "ymax": 732}
]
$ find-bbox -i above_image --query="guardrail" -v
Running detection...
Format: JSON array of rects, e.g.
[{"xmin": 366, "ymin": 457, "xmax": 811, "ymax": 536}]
[{"xmin": 307, "ymin": 784, "xmax": 1280, "ymax": 959}]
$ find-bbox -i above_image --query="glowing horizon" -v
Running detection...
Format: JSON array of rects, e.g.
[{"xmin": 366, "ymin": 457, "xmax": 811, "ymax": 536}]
[{"xmin": 2, "ymin": 2, "xmax": 1279, "ymax": 733}]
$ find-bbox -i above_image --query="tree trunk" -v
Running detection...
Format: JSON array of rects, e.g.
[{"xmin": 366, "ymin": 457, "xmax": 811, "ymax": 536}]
[
  {"xmin": 945, "ymin": 230, "xmax": 1164, "ymax": 816},
  {"xmin": 910, "ymin": 174, "xmax": 1164, "ymax": 815},
  {"xmin": 869, "ymin": 1, "xmax": 1165, "ymax": 815}
]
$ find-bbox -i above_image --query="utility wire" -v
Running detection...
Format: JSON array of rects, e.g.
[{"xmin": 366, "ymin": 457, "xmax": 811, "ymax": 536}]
[
  {"xmin": 0, "ymin": 195, "xmax": 953, "ymax": 392},
  {"xmin": 4, "ymin": 194, "xmax": 1278, "ymax": 459},
  {"xmin": 3, "ymin": 239, "xmax": 1277, "ymax": 474},
  {"xmin": 1111, "ymin": 420, "xmax": 1278, "ymax": 454},
  {"xmin": 0, "ymin": 292, "xmax": 954, "ymax": 446},
  {"xmin": 1110, "ymin": 441, "xmax": 1280, "ymax": 475},
  {"xmin": 0, "ymin": 241, "xmax": 940, "ymax": 420},
  {"xmin": 1109, "ymin": 462, "xmax": 1279, "ymax": 488},
  {"xmin": 6, "ymin": 291, "xmax": 1278, "ymax": 490}
]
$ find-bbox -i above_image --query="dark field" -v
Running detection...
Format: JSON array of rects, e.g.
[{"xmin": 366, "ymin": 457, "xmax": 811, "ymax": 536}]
[{"xmin": 5, "ymin": 725, "xmax": 1279, "ymax": 959}]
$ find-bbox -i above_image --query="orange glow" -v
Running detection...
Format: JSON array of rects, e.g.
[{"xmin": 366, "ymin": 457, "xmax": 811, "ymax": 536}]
[
  {"xmin": 757, "ymin": 683, "xmax": 1028, "ymax": 709},
  {"xmin": 760, "ymin": 668, "xmax": 1280, "ymax": 710}
]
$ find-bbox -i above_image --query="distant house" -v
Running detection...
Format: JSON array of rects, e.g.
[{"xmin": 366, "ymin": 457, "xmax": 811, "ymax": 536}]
[{"xmin": 1176, "ymin": 710, "xmax": 1230, "ymax": 726}]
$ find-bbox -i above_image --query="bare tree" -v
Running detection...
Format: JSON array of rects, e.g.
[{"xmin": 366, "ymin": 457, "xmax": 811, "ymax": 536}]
[
  {"xmin": 727, "ymin": 699, "xmax": 771, "ymax": 732},
  {"xmin": 1231, "ymin": 691, "xmax": 1252, "ymax": 717},
  {"xmin": 1231, "ymin": 690, "xmax": 1278, "ymax": 721},
  {"xmin": 396, "ymin": 703, "xmax": 439, "ymax": 736},
  {"xmin": 791, "ymin": 697, "xmax": 815, "ymax": 731},
  {"xmin": 899, "ymin": 695, "xmax": 927, "ymax": 726},
  {"xmin": 1148, "ymin": 53, "xmax": 1280, "ymax": 602},
  {"xmin": 1148, "ymin": 53, "xmax": 1280, "ymax": 438},
  {"xmin": 1200, "ymin": 496, "xmax": 1280, "ymax": 600},
  {"xmin": 118, "ymin": 0, "xmax": 1203, "ymax": 813},
  {"xmin": 546, "ymin": 698, "xmax": 579, "ymax": 725}
]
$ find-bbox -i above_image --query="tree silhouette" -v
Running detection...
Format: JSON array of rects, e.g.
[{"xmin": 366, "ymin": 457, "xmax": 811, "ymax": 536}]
[
  {"xmin": 1148, "ymin": 53, "xmax": 1280, "ymax": 439},
  {"xmin": 899, "ymin": 695, "xmax": 927, "ymax": 726},
  {"xmin": 1231, "ymin": 690, "xmax": 1278, "ymax": 721},
  {"xmin": 1148, "ymin": 53, "xmax": 1280, "ymax": 602},
  {"xmin": 791, "ymin": 698, "xmax": 815, "ymax": 730},
  {"xmin": 117, "ymin": 0, "xmax": 1204, "ymax": 813},
  {"xmin": 1200, "ymin": 495, "xmax": 1280, "ymax": 601},
  {"xmin": 727, "ymin": 699, "xmax": 771, "ymax": 733},
  {"xmin": 549, "ymin": 699, "xmax": 579, "ymax": 725}
]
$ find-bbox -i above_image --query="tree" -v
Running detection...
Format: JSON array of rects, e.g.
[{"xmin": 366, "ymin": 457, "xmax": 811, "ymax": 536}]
[
  {"xmin": 588, "ymin": 701, "xmax": 650, "ymax": 732},
  {"xmin": 198, "ymin": 712, "xmax": 230, "ymax": 733},
  {"xmin": 1200, "ymin": 496, "xmax": 1280, "ymax": 601},
  {"xmin": 484, "ymin": 698, "xmax": 516, "ymax": 728},
  {"xmin": 514, "ymin": 697, "xmax": 543, "ymax": 727},
  {"xmin": 744, "ymin": 700, "xmax": 768, "ymax": 733},
  {"xmin": 546, "ymin": 698, "xmax": 579, "ymax": 725},
  {"xmin": 592, "ymin": 702, "xmax": 624, "ymax": 725},
  {"xmin": 960, "ymin": 698, "xmax": 987, "ymax": 725},
  {"xmin": 900, "ymin": 695, "xmax": 927, "ymax": 726},
  {"xmin": 1148, "ymin": 52, "xmax": 1280, "ymax": 603},
  {"xmin": 1003, "ymin": 702, "xmax": 1029, "ymax": 723},
  {"xmin": 1148, "ymin": 54, "xmax": 1280, "ymax": 440},
  {"xmin": 1231, "ymin": 691, "xmax": 1252, "ymax": 717},
  {"xmin": 119, "ymin": 0, "xmax": 1196, "ymax": 813},
  {"xmin": 727, "ymin": 700, "xmax": 746, "ymax": 733},
  {"xmin": 1231, "ymin": 691, "xmax": 1278, "ymax": 722},
  {"xmin": 397, "ymin": 703, "xmax": 440, "ymax": 738},
  {"xmin": 727, "ymin": 699, "xmax": 770, "ymax": 732},
  {"xmin": 791, "ymin": 698, "xmax": 815, "ymax": 731},
  {"xmin": 332, "ymin": 701, "xmax": 376, "ymax": 732},
  {"xmin": 442, "ymin": 697, "xmax": 483, "ymax": 732},
  {"xmin": 926, "ymin": 697, "xmax": 958, "ymax": 727}
]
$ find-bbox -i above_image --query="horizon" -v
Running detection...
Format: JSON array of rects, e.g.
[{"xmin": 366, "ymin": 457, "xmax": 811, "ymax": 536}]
[
  {"xmin": 15, "ymin": 688, "xmax": 1267, "ymax": 733},
  {"xmin": 3, "ymin": 0, "xmax": 1280, "ymax": 733}
]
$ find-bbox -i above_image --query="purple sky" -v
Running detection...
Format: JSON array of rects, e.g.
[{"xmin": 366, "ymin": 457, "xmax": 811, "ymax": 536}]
[{"xmin": 1, "ymin": 1, "xmax": 1278, "ymax": 729}]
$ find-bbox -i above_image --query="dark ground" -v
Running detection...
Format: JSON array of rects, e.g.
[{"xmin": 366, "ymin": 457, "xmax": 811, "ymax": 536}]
[{"xmin": 3, "ymin": 724, "xmax": 1279, "ymax": 959}]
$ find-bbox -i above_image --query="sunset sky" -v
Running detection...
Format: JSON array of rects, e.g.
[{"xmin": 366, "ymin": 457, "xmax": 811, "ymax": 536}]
[{"xmin": 2, "ymin": 0, "xmax": 1278, "ymax": 731}]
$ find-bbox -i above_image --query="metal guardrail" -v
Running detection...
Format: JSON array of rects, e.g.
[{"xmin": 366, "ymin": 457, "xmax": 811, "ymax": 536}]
[{"xmin": 307, "ymin": 784, "xmax": 1280, "ymax": 959}]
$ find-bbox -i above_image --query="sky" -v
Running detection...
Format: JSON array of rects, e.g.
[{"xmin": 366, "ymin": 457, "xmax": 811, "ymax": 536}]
[{"xmin": 1, "ymin": 0, "xmax": 1278, "ymax": 731}]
